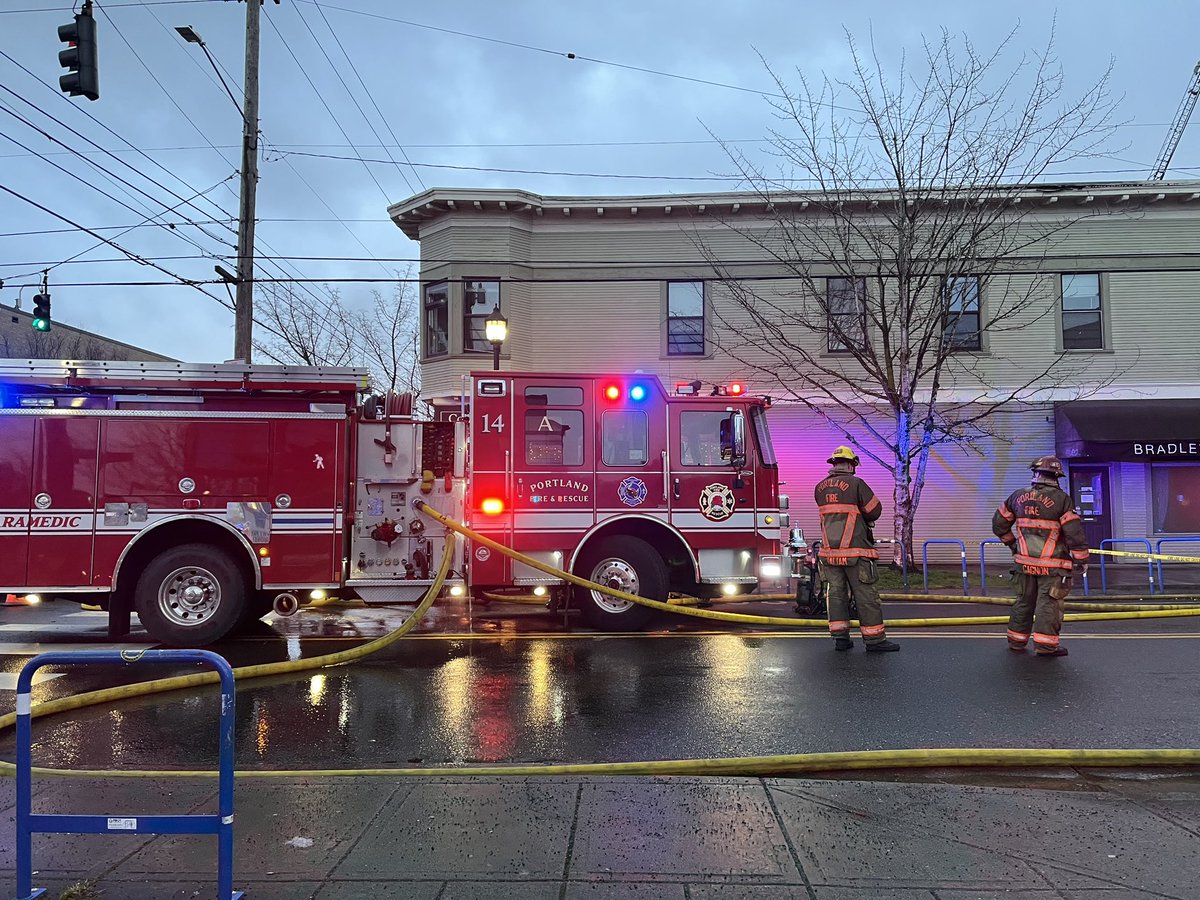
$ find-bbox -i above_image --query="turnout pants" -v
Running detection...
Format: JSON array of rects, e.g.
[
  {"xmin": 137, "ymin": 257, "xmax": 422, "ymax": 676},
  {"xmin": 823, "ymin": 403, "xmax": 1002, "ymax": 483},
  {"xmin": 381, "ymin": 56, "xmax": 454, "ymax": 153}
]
[
  {"xmin": 1007, "ymin": 571, "xmax": 1068, "ymax": 652},
  {"xmin": 821, "ymin": 559, "xmax": 887, "ymax": 644}
]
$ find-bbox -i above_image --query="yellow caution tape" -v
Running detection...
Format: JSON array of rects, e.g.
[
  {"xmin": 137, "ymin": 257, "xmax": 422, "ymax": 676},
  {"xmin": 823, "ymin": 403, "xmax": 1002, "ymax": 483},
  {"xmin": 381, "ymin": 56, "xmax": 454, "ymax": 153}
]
[{"xmin": 1090, "ymin": 547, "xmax": 1200, "ymax": 563}]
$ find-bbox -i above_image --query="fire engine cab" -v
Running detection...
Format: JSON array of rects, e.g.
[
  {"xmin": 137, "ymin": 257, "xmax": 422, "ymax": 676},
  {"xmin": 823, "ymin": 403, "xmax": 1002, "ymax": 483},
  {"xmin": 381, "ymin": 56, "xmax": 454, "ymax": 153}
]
[{"xmin": 0, "ymin": 361, "xmax": 792, "ymax": 646}]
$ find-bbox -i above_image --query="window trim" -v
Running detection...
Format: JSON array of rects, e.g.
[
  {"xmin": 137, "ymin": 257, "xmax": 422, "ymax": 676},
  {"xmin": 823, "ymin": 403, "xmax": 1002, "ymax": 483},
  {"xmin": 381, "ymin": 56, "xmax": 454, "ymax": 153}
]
[
  {"xmin": 665, "ymin": 280, "xmax": 706, "ymax": 357},
  {"xmin": 422, "ymin": 280, "xmax": 449, "ymax": 359},
  {"xmin": 942, "ymin": 275, "xmax": 982, "ymax": 352},
  {"xmin": 826, "ymin": 276, "xmax": 867, "ymax": 354},
  {"xmin": 462, "ymin": 278, "xmax": 502, "ymax": 354},
  {"xmin": 1059, "ymin": 272, "xmax": 1105, "ymax": 352}
]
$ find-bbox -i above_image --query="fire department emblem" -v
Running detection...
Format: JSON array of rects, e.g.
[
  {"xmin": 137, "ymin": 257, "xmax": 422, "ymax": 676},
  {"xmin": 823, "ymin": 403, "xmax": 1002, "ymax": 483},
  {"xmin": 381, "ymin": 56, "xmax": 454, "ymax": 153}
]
[
  {"xmin": 617, "ymin": 476, "xmax": 648, "ymax": 507},
  {"xmin": 699, "ymin": 483, "xmax": 735, "ymax": 521}
]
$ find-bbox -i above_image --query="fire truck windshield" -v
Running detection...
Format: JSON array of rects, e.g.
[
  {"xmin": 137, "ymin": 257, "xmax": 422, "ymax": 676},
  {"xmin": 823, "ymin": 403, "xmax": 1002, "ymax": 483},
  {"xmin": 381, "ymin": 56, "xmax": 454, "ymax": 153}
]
[{"xmin": 751, "ymin": 405, "xmax": 778, "ymax": 467}]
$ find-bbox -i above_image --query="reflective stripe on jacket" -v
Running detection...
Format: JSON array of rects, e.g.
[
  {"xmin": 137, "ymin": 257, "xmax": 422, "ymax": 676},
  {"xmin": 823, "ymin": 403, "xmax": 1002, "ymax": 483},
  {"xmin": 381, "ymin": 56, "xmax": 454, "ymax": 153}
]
[
  {"xmin": 992, "ymin": 483, "xmax": 1089, "ymax": 574},
  {"xmin": 814, "ymin": 468, "xmax": 882, "ymax": 564}
]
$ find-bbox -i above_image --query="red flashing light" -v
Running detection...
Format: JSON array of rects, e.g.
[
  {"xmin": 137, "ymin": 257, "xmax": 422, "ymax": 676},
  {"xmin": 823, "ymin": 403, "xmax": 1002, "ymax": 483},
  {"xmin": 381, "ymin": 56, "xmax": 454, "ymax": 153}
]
[
  {"xmin": 728, "ymin": 382, "xmax": 745, "ymax": 396},
  {"xmin": 481, "ymin": 498, "xmax": 505, "ymax": 515},
  {"xmin": 604, "ymin": 384, "xmax": 621, "ymax": 401}
]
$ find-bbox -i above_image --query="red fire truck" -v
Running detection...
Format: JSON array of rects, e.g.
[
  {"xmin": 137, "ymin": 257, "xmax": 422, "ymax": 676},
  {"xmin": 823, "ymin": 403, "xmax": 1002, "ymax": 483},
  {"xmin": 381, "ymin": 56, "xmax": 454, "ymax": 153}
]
[{"xmin": 0, "ymin": 361, "xmax": 793, "ymax": 646}]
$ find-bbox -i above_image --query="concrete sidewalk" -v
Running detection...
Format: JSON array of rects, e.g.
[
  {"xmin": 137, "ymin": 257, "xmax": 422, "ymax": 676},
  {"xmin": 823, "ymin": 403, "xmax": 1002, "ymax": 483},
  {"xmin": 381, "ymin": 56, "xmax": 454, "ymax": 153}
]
[{"xmin": 3, "ymin": 770, "xmax": 1199, "ymax": 899}]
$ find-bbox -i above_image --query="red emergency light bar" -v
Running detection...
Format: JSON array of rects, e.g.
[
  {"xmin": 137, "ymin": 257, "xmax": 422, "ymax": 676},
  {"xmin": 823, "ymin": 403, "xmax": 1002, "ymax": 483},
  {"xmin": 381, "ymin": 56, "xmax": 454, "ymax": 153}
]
[
  {"xmin": 481, "ymin": 498, "xmax": 505, "ymax": 515},
  {"xmin": 674, "ymin": 380, "xmax": 748, "ymax": 397}
]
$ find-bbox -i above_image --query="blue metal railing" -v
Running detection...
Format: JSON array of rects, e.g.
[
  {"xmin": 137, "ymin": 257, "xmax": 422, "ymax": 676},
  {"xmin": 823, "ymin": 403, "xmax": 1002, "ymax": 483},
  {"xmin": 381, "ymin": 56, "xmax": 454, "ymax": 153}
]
[
  {"xmin": 15, "ymin": 649, "xmax": 244, "ymax": 900},
  {"xmin": 978, "ymin": 539, "xmax": 1007, "ymax": 596},
  {"xmin": 1154, "ymin": 537, "xmax": 1200, "ymax": 592},
  {"xmin": 923, "ymin": 540, "xmax": 968, "ymax": 594},
  {"xmin": 1099, "ymin": 539, "xmax": 1156, "ymax": 595}
]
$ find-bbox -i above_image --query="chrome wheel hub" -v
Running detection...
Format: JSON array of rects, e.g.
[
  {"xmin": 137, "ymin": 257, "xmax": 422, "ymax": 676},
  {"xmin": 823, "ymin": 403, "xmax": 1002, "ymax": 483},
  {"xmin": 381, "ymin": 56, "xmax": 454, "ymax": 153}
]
[
  {"xmin": 158, "ymin": 565, "xmax": 222, "ymax": 627},
  {"xmin": 589, "ymin": 557, "xmax": 639, "ymax": 614}
]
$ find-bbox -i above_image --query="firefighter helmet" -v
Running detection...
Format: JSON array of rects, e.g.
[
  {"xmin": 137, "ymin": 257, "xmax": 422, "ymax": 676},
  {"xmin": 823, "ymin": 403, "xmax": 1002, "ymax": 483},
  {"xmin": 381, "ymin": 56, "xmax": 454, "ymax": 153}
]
[
  {"xmin": 1030, "ymin": 455, "xmax": 1065, "ymax": 479},
  {"xmin": 827, "ymin": 445, "xmax": 860, "ymax": 466}
]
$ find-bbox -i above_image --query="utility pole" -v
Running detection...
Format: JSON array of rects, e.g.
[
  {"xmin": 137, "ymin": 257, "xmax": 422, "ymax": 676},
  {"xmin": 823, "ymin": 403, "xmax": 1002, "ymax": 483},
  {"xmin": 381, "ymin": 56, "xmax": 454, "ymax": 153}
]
[{"xmin": 234, "ymin": 0, "xmax": 261, "ymax": 363}]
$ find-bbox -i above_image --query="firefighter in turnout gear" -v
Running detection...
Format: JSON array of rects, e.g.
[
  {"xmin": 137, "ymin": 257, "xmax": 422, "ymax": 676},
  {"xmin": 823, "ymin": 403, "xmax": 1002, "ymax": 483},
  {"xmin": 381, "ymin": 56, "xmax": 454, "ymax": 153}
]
[
  {"xmin": 992, "ymin": 456, "xmax": 1090, "ymax": 657},
  {"xmin": 814, "ymin": 446, "xmax": 899, "ymax": 652}
]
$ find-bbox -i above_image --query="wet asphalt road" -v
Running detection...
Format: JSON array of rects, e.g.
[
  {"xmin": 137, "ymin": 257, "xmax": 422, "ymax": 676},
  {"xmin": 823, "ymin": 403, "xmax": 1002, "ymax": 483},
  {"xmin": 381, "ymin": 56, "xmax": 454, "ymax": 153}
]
[{"xmin": 2, "ymin": 596, "xmax": 1199, "ymax": 771}]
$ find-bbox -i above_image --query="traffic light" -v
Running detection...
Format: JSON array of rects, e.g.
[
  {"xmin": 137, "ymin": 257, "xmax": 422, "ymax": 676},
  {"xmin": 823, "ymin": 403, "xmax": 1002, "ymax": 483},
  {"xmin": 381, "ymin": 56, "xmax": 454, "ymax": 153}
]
[
  {"xmin": 32, "ymin": 294, "xmax": 51, "ymax": 332},
  {"xmin": 58, "ymin": 2, "xmax": 99, "ymax": 102}
]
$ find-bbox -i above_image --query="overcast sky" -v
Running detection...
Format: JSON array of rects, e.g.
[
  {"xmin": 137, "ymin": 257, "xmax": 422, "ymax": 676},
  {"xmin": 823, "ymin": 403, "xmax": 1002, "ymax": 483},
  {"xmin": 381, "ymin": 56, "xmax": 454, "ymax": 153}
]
[{"xmin": 2, "ymin": 0, "xmax": 1198, "ymax": 362}]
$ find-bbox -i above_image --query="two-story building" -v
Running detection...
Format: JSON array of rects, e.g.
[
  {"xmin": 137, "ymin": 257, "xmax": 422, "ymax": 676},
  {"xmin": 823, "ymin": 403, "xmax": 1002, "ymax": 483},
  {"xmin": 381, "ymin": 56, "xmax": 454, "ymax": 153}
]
[{"xmin": 389, "ymin": 182, "xmax": 1200, "ymax": 561}]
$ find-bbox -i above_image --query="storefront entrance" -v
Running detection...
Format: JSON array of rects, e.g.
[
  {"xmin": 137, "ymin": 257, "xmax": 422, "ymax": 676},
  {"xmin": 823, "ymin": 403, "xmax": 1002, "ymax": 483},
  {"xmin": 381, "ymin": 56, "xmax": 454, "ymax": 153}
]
[{"xmin": 1069, "ymin": 465, "xmax": 1112, "ymax": 549}]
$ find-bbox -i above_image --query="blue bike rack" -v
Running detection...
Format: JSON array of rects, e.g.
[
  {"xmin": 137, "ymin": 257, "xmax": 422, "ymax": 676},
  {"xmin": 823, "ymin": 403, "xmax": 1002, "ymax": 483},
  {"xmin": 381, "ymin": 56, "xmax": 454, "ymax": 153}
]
[
  {"xmin": 1154, "ymin": 537, "xmax": 1200, "ymax": 592},
  {"xmin": 922, "ymin": 540, "xmax": 968, "ymax": 594},
  {"xmin": 1099, "ymin": 539, "xmax": 1156, "ymax": 595},
  {"xmin": 978, "ymin": 540, "xmax": 1007, "ymax": 596},
  {"xmin": 14, "ymin": 649, "xmax": 244, "ymax": 900}
]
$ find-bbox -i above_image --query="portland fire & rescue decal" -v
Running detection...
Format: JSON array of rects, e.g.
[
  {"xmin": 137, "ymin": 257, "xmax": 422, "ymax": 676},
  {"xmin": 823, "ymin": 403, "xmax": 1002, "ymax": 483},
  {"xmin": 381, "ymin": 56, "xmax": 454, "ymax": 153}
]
[
  {"xmin": 699, "ymin": 483, "xmax": 736, "ymax": 521},
  {"xmin": 529, "ymin": 479, "xmax": 590, "ymax": 504},
  {"xmin": 617, "ymin": 476, "xmax": 648, "ymax": 507}
]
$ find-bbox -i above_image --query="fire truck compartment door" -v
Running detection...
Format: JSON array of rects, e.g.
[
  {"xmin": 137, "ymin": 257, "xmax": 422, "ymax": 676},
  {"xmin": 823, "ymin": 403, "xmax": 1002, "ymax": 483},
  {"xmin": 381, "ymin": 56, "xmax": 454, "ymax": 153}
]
[
  {"xmin": 27, "ymin": 417, "xmax": 100, "ymax": 588},
  {"xmin": 669, "ymin": 405, "xmax": 756, "ymax": 535},
  {"xmin": 0, "ymin": 416, "xmax": 36, "ymax": 586}
]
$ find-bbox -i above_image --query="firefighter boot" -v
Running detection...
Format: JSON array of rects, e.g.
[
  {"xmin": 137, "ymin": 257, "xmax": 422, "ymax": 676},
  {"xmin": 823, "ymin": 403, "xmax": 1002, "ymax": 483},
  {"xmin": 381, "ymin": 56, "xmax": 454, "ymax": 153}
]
[
  {"xmin": 1036, "ymin": 645, "xmax": 1069, "ymax": 658},
  {"xmin": 833, "ymin": 635, "xmax": 854, "ymax": 651},
  {"xmin": 865, "ymin": 639, "xmax": 900, "ymax": 652}
]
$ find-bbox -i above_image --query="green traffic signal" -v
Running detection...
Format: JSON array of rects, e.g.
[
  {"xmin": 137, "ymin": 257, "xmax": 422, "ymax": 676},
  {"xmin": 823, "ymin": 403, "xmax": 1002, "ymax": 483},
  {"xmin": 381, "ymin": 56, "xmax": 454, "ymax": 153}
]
[{"xmin": 32, "ymin": 293, "xmax": 51, "ymax": 332}]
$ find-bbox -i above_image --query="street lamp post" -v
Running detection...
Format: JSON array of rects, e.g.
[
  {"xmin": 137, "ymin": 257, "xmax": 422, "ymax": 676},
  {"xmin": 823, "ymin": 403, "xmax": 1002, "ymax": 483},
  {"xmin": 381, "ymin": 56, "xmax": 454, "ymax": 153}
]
[
  {"xmin": 485, "ymin": 311, "xmax": 508, "ymax": 371},
  {"xmin": 176, "ymin": 9, "xmax": 260, "ymax": 364}
]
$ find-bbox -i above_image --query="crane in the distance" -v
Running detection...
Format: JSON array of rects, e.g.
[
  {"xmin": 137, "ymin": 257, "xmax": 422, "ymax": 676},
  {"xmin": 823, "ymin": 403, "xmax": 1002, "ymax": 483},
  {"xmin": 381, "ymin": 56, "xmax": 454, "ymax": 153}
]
[{"xmin": 1151, "ymin": 61, "xmax": 1200, "ymax": 181}]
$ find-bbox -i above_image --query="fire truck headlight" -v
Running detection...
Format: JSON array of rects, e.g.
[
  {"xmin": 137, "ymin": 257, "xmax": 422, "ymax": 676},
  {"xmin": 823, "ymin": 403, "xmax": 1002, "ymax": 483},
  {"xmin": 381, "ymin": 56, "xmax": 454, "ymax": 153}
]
[
  {"xmin": 721, "ymin": 583, "xmax": 739, "ymax": 596},
  {"xmin": 760, "ymin": 557, "xmax": 783, "ymax": 579},
  {"xmin": 481, "ymin": 498, "xmax": 505, "ymax": 515},
  {"xmin": 629, "ymin": 384, "xmax": 647, "ymax": 402},
  {"xmin": 25, "ymin": 594, "xmax": 42, "ymax": 606},
  {"xmin": 309, "ymin": 590, "xmax": 326, "ymax": 601},
  {"xmin": 533, "ymin": 585, "xmax": 548, "ymax": 597}
]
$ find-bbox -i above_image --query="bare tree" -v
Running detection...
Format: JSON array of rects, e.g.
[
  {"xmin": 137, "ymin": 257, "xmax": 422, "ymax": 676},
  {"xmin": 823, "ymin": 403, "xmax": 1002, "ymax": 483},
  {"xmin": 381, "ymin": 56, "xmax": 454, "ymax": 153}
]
[
  {"xmin": 355, "ymin": 280, "xmax": 421, "ymax": 396},
  {"xmin": 252, "ymin": 278, "xmax": 421, "ymax": 401},
  {"xmin": 253, "ymin": 283, "xmax": 359, "ymax": 368},
  {"xmin": 705, "ymin": 28, "xmax": 1124, "ymax": 561}
]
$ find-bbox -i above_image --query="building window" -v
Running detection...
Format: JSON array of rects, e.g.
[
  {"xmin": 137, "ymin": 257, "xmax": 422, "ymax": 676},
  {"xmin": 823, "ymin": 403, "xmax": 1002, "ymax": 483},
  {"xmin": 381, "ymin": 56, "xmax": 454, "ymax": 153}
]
[
  {"xmin": 1062, "ymin": 274, "xmax": 1103, "ymax": 350},
  {"xmin": 1151, "ymin": 464, "xmax": 1200, "ymax": 533},
  {"xmin": 667, "ymin": 281, "xmax": 705, "ymax": 355},
  {"xmin": 524, "ymin": 409, "xmax": 584, "ymax": 467},
  {"xmin": 464, "ymin": 279, "xmax": 501, "ymax": 353},
  {"xmin": 423, "ymin": 282, "xmax": 448, "ymax": 357},
  {"xmin": 827, "ymin": 277, "xmax": 866, "ymax": 353},
  {"xmin": 943, "ymin": 276, "xmax": 981, "ymax": 351},
  {"xmin": 602, "ymin": 410, "xmax": 649, "ymax": 467}
]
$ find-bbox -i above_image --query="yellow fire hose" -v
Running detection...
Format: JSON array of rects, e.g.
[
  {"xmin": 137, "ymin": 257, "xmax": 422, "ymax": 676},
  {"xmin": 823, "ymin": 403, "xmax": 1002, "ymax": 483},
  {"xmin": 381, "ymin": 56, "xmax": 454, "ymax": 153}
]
[
  {"xmin": 3, "ymin": 507, "xmax": 1199, "ymax": 779},
  {"xmin": 413, "ymin": 502, "xmax": 1200, "ymax": 629},
  {"xmin": 0, "ymin": 534, "xmax": 455, "ymax": 778}
]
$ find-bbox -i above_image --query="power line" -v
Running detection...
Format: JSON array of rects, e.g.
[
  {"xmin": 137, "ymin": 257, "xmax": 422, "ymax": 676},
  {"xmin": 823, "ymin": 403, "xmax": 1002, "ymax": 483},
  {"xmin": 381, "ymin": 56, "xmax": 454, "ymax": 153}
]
[
  {"xmin": 262, "ymin": 8, "xmax": 391, "ymax": 205},
  {"xmin": 0, "ymin": 103, "xmax": 234, "ymax": 258},
  {"xmin": 11, "ymin": 261, "xmax": 1200, "ymax": 290},
  {"xmin": 295, "ymin": 0, "xmax": 419, "ymax": 195},
  {"xmin": 0, "ymin": 0, "xmax": 213, "ymax": 13},
  {"xmin": 268, "ymin": 149, "xmax": 1200, "ymax": 182}
]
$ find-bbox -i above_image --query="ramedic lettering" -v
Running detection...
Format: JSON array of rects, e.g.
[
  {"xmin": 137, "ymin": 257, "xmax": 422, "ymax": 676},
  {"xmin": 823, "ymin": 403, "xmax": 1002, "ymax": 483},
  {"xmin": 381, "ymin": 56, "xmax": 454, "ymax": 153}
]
[
  {"xmin": 1, "ymin": 515, "xmax": 85, "ymax": 529},
  {"xmin": 1134, "ymin": 442, "xmax": 1199, "ymax": 456}
]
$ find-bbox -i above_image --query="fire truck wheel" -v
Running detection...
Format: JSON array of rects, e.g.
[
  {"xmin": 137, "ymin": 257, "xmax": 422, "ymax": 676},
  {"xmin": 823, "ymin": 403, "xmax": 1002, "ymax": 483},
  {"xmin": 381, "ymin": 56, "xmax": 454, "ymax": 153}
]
[
  {"xmin": 575, "ymin": 536, "xmax": 665, "ymax": 630},
  {"xmin": 134, "ymin": 543, "xmax": 248, "ymax": 646}
]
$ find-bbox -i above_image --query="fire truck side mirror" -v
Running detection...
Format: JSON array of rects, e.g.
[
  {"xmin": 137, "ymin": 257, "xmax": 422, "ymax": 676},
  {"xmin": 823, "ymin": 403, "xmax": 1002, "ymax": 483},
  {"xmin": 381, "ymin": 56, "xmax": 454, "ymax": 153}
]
[{"xmin": 720, "ymin": 411, "xmax": 747, "ymax": 468}]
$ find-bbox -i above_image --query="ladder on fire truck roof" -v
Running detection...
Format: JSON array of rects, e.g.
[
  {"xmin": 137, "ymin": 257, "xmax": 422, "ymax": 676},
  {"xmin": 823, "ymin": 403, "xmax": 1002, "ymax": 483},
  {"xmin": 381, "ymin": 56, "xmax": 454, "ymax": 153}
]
[{"xmin": 0, "ymin": 359, "xmax": 370, "ymax": 390}]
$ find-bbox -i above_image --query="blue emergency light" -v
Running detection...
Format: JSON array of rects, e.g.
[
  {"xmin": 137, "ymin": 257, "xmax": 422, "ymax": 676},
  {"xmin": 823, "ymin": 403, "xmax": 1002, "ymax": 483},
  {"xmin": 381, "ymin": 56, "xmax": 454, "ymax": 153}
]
[{"xmin": 629, "ymin": 384, "xmax": 647, "ymax": 402}]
